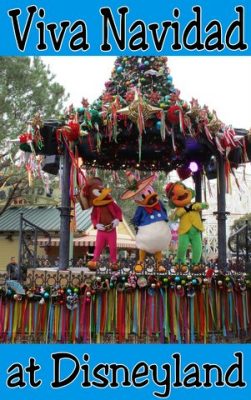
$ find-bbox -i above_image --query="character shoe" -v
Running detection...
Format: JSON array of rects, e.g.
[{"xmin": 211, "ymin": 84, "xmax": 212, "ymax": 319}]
[
  {"xmin": 181, "ymin": 265, "xmax": 188, "ymax": 273},
  {"xmin": 157, "ymin": 264, "xmax": 166, "ymax": 273},
  {"xmin": 135, "ymin": 262, "xmax": 144, "ymax": 273},
  {"xmin": 174, "ymin": 264, "xmax": 188, "ymax": 273},
  {"xmin": 87, "ymin": 260, "xmax": 98, "ymax": 271},
  {"xmin": 111, "ymin": 262, "xmax": 120, "ymax": 271},
  {"xmin": 191, "ymin": 264, "xmax": 200, "ymax": 273}
]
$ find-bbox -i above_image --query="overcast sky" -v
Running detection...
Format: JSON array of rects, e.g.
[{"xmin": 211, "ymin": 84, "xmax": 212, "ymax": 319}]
[{"xmin": 42, "ymin": 56, "xmax": 251, "ymax": 129}]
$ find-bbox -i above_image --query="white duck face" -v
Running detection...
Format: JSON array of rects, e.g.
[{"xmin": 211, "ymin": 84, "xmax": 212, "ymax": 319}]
[{"xmin": 134, "ymin": 185, "xmax": 159, "ymax": 208}]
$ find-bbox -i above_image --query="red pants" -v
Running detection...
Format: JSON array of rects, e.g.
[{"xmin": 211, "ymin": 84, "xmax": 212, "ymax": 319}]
[{"xmin": 93, "ymin": 229, "xmax": 117, "ymax": 263}]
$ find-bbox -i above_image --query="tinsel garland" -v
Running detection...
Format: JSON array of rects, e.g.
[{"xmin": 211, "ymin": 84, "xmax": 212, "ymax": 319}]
[{"xmin": 0, "ymin": 287, "xmax": 250, "ymax": 344}]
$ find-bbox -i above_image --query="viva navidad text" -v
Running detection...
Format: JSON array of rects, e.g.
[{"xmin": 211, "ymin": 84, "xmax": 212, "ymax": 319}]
[{"xmin": 6, "ymin": 5, "xmax": 248, "ymax": 52}]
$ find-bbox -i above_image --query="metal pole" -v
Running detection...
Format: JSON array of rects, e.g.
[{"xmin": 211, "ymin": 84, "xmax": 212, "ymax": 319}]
[
  {"xmin": 34, "ymin": 229, "xmax": 38, "ymax": 269},
  {"xmin": 193, "ymin": 171, "xmax": 202, "ymax": 202},
  {"xmin": 215, "ymin": 156, "xmax": 228, "ymax": 269},
  {"xmin": 17, "ymin": 213, "xmax": 23, "ymax": 281},
  {"xmin": 245, "ymin": 219, "xmax": 249, "ymax": 264},
  {"xmin": 193, "ymin": 170, "xmax": 203, "ymax": 263},
  {"xmin": 58, "ymin": 148, "xmax": 71, "ymax": 270}
]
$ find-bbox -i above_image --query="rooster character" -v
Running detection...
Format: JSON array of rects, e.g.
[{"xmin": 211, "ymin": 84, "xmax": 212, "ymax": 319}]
[{"xmin": 79, "ymin": 177, "xmax": 122, "ymax": 271}]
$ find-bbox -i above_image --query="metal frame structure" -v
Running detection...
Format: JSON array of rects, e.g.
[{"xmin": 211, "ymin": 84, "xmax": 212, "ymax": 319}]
[{"xmin": 18, "ymin": 213, "xmax": 51, "ymax": 279}]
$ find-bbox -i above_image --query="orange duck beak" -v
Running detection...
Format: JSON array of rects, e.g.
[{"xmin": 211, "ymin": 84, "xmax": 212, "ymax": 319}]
[
  {"xmin": 136, "ymin": 192, "xmax": 159, "ymax": 208},
  {"xmin": 93, "ymin": 188, "xmax": 113, "ymax": 206}
]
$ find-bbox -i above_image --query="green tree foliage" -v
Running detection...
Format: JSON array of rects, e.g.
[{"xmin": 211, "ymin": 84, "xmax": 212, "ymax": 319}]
[
  {"xmin": 229, "ymin": 214, "xmax": 251, "ymax": 255},
  {"xmin": 0, "ymin": 57, "xmax": 68, "ymax": 142},
  {"xmin": 231, "ymin": 214, "xmax": 251, "ymax": 231}
]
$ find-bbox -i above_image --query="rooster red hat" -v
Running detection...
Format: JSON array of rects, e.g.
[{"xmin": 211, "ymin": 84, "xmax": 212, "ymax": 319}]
[{"xmin": 120, "ymin": 171, "xmax": 156, "ymax": 200}]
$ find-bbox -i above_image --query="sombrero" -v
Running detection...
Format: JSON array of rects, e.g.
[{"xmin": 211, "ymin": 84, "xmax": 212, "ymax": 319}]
[{"xmin": 120, "ymin": 171, "xmax": 156, "ymax": 200}]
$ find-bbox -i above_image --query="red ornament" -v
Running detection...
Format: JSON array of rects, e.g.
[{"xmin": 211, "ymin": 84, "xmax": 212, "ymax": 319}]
[
  {"xmin": 65, "ymin": 121, "xmax": 80, "ymax": 141},
  {"xmin": 167, "ymin": 105, "xmax": 183, "ymax": 125},
  {"xmin": 148, "ymin": 91, "xmax": 160, "ymax": 104},
  {"xmin": 125, "ymin": 90, "xmax": 135, "ymax": 103},
  {"xmin": 19, "ymin": 132, "xmax": 32, "ymax": 143},
  {"xmin": 102, "ymin": 93, "xmax": 114, "ymax": 104}
]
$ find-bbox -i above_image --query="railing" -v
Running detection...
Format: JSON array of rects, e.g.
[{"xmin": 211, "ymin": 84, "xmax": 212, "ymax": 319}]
[
  {"xmin": 18, "ymin": 213, "xmax": 51, "ymax": 278},
  {"xmin": 228, "ymin": 220, "xmax": 251, "ymax": 271}
]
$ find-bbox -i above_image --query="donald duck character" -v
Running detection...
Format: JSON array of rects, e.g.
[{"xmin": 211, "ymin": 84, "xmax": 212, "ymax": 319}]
[
  {"xmin": 79, "ymin": 176, "xmax": 122, "ymax": 271},
  {"xmin": 165, "ymin": 181, "xmax": 209, "ymax": 272},
  {"xmin": 121, "ymin": 171, "xmax": 171, "ymax": 273}
]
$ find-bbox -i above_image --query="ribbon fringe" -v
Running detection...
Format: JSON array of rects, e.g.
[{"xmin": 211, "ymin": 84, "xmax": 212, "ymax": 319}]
[{"xmin": 0, "ymin": 288, "xmax": 250, "ymax": 343}]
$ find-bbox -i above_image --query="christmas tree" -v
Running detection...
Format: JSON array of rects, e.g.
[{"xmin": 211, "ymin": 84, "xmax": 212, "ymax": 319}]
[
  {"xmin": 94, "ymin": 56, "xmax": 182, "ymax": 110},
  {"xmin": 76, "ymin": 56, "xmax": 194, "ymax": 171}
]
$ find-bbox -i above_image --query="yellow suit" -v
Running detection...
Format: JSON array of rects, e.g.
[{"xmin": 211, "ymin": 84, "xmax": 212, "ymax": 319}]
[
  {"xmin": 172, "ymin": 202, "xmax": 206, "ymax": 264},
  {"xmin": 174, "ymin": 203, "xmax": 204, "ymax": 234}
]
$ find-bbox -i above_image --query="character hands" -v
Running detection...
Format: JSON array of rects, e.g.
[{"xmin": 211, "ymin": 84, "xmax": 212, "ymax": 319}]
[
  {"xmin": 191, "ymin": 202, "xmax": 209, "ymax": 211},
  {"xmin": 112, "ymin": 219, "xmax": 120, "ymax": 228},
  {"xmin": 191, "ymin": 203, "xmax": 201, "ymax": 211},
  {"xmin": 96, "ymin": 224, "xmax": 105, "ymax": 231}
]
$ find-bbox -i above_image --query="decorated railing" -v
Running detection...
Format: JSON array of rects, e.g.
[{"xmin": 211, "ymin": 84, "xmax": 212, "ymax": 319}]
[{"xmin": 0, "ymin": 265, "xmax": 250, "ymax": 344}]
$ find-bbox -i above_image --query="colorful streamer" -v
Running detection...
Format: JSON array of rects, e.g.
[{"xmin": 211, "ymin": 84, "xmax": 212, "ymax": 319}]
[{"xmin": 0, "ymin": 286, "xmax": 250, "ymax": 344}]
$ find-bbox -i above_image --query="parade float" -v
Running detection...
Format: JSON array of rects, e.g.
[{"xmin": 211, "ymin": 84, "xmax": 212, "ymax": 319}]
[{"xmin": 0, "ymin": 56, "xmax": 250, "ymax": 344}]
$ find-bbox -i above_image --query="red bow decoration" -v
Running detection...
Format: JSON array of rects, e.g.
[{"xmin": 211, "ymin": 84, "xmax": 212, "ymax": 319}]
[{"xmin": 144, "ymin": 202, "xmax": 161, "ymax": 214}]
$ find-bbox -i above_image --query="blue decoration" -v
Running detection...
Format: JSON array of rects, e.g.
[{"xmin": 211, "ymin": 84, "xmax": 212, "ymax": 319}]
[
  {"xmin": 164, "ymin": 95, "xmax": 170, "ymax": 102},
  {"xmin": 144, "ymin": 60, "xmax": 150, "ymax": 66},
  {"xmin": 117, "ymin": 66, "xmax": 123, "ymax": 73},
  {"xmin": 43, "ymin": 292, "xmax": 50, "ymax": 298},
  {"xmin": 156, "ymin": 121, "xmax": 161, "ymax": 130},
  {"xmin": 175, "ymin": 276, "xmax": 181, "ymax": 283},
  {"xmin": 167, "ymin": 75, "xmax": 173, "ymax": 82},
  {"xmin": 6, "ymin": 280, "xmax": 25, "ymax": 295},
  {"xmin": 66, "ymin": 288, "xmax": 72, "ymax": 295},
  {"xmin": 192, "ymin": 279, "xmax": 198, "ymax": 285}
]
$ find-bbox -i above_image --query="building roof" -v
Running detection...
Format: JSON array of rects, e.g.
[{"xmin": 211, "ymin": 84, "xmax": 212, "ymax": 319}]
[
  {"xmin": 0, "ymin": 204, "xmax": 92, "ymax": 232},
  {"xmin": 38, "ymin": 218, "xmax": 136, "ymax": 249},
  {"xmin": 39, "ymin": 232, "xmax": 136, "ymax": 249}
]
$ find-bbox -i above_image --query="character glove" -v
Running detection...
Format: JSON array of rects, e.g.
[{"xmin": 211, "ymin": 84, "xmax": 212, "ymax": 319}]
[{"xmin": 96, "ymin": 224, "xmax": 105, "ymax": 231}]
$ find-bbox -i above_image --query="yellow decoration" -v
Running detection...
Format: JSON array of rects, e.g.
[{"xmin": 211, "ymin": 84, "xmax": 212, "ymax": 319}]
[
  {"xmin": 117, "ymin": 91, "xmax": 163, "ymax": 125},
  {"xmin": 207, "ymin": 111, "xmax": 222, "ymax": 135}
]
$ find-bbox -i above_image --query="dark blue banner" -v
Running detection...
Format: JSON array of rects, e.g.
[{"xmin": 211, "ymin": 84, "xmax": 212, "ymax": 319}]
[{"xmin": 0, "ymin": 0, "xmax": 250, "ymax": 55}]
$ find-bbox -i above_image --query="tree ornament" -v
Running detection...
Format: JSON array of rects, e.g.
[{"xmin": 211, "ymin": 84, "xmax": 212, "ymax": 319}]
[
  {"xmin": 117, "ymin": 90, "xmax": 165, "ymax": 138},
  {"xmin": 148, "ymin": 91, "xmax": 161, "ymax": 104},
  {"xmin": 81, "ymin": 97, "xmax": 89, "ymax": 108},
  {"xmin": 67, "ymin": 120, "xmax": 80, "ymax": 141},
  {"xmin": 167, "ymin": 105, "xmax": 183, "ymax": 125},
  {"xmin": 207, "ymin": 111, "xmax": 223, "ymax": 135}
]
